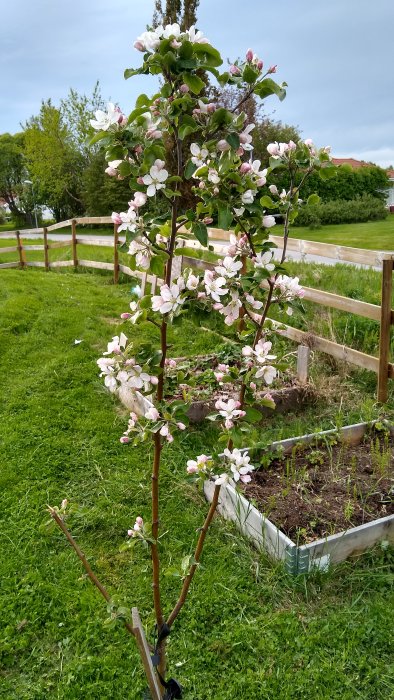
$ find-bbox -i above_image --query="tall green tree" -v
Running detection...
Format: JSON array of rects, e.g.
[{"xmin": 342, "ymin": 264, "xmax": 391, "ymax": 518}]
[
  {"xmin": 0, "ymin": 133, "xmax": 33, "ymax": 225},
  {"xmin": 153, "ymin": 0, "xmax": 199, "ymax": 29}
]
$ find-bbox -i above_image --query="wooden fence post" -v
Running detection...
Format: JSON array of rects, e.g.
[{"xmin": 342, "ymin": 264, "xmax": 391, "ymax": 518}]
[
  {"xmin": 297, "ymin": 345, "xmax": 310, "ymax": 384},
  {"xmin": 43, "ymin": 227, "xmax": 49, "ymax": 270},
  {"xmin": 378, "ymin": 258, "xmax": 393, "ymax": 402},
  {"xmin": 71, "ymin": 219, "xmax": 78, "ymax": 269},
  {"xmin": 15, "ymin": 230, "xmax": 26, "ymax": 269},
  {"xmin": 113, "ymin": 223, "xmax": 119, "ymax": 284},
  {"xmin": 131, "ymin": 608, "xmax": 162, "ymax": 700}
]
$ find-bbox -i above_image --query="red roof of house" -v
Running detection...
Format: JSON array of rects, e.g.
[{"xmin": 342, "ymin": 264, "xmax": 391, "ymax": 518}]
[{"xmin": 332, "ymin": 157, "xmax": 373, "ymax": 168}]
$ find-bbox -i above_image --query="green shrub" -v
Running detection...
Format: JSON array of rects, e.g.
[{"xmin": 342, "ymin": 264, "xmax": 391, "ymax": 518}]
[{"xmin": 294, "ymin": 195, "xmax": 388, "ymax": 228}]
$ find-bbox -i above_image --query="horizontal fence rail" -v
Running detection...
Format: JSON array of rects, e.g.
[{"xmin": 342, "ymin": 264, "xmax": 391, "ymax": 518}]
[{"xmin": 1, "ymin": 218, "xmax": 393, "ymax": 401}]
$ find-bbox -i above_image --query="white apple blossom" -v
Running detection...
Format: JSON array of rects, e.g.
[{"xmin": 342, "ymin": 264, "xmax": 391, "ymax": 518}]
[
  {"xmin": 254, "ymin": 251, "xmax": 275, "ymax": 272},
  {"xmin": 90, "ymin": 103, "xmax": 122, "ymax": 131},
  {"xmin": 103, "ymin": 333, "xmax": 127, "ymax": 355},
  {"xmin": 152, "ymin": 281, "xmax": 185, "ymax": 314},
  {"xmin": 218, "ymin": 292, "xmax": 242, "ymax": 326},
  {"xmin": 145, "ymin": 406, "xmax": 160, "ymax": 421},
  {"xmin": 128, "ymin": 516, "xmax": 144, "ymax": 537},
  {"xmin": 134, "ymin": 28, "xmax": 162, "ymax": 52},
  {"xmin": 190, "ymin": 143, "xmax": 209, "ymax": 167},
  {"xmin": 129, "ymin": 192, "xmax": 147, "ymax": 209},
  {"xmin": 241, "ymin": 189, "xmax": 255, "ymax": 205},
  {"xmin": 214, "ymin": 256, "xmax": 243, "ymax": 279},
  {"xmin": 239, "ymin": 123, "xmax": 255, "ymax": 151},
  {"xmin": 245, "ymin": 294, "xmax": 263, "ymax": 310},
  {"xmin": 263, "ymin": 215, "xmax": 276, "ymax": 228},
  {"xmin": 204, "ymin": 271, "xmax": 228, "ymax": 302},
  {"xmin": 142, "ymin": 160, "xmax": 169, "ymax": 196},
  {"xmin": 186, "ymin": 454, "xmax": 211, "ymax": 475},
  {"xmin": 222, "ymin": 448, "xmax": 255, "ymax": 484},
  {"xmin": 186, "ymin": 273, "xmax": 199, "ymax": 290},
  {"xmin": 187, "ymin": 25, "xmax": 209, "ymax": 44},
  {"xmin": 215, "ymin": 398, "xmax": 246, "ymax": 428},
  {"xmin": 255, "ymin": 364, "xmax": 277, "ymax": 384},
  {"xmin": 274, "ymin": 275, "xmax": 304, "ymax": 302},
  {"xmin": 114, "ymin": 208, "xmax": 138, "ymax": 233},
  {"xmin": 207, "ymin": 168, "xmax": 220, "ymax": 184},
  {"xmin": 128, "ymin": 239, "xmax": 152, "ymax": 270}
]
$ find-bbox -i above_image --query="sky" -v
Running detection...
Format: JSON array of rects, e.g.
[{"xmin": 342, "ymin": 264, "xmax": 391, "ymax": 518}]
[{"xmin": 1, "ymin": 0, "xmax": 393, "ymax": 167}]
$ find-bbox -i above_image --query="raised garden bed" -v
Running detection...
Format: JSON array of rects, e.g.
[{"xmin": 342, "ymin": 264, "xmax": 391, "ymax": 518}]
[{"xmin": 204, "ymin": 422, "xmax": 394, "ymax": 574}]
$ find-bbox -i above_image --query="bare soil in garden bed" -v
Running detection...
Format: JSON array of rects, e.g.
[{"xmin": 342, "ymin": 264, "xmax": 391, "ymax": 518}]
[{"xmin": 242, "ymin": 431, "xmax": 394, "ymax": 544}]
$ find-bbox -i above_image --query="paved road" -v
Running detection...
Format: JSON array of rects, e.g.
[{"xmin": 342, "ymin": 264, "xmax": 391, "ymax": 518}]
[{"xmin": 0, "ymin": 231, "xmax": 380, "ymax": 269}]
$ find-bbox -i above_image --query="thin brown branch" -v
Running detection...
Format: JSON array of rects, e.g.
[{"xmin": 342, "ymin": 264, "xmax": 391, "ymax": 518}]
[
  {"xmin": 48, "ymin": 507, "xmax": 136, "ymax": 638},
  {"xmin": 167, "ymin": 484, "xmax": 221, "ymax": 628}
]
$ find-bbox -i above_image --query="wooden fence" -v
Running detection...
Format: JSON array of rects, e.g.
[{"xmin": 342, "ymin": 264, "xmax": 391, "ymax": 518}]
[{"xmin": 1, "ymin": 217, "xmax": 393, "ymax": 402}]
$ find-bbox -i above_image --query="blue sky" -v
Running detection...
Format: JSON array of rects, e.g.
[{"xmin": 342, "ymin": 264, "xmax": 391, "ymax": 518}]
[{"xmin": 2, "ymin": 0, "xmax": 393, "ymax": 166}]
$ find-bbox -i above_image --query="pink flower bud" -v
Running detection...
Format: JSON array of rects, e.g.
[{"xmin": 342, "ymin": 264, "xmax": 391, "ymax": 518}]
[
  {"xmin": 61, "ymin": 499, "xmax": 68, "ymax": 510},
  {"xmin": 246, "ymin": 49, "xmax": 253, "ymax": 62},
  {"xmin": 177, "ymin": 422, "xmax": 186, "ymax": 430},
  {"xmin": 180, "ymin": 84, "xmax": 190, "ymax": 93},
  {"xmin": 111, "ymin": 212, "xmax": 122, "ymax": 225},
  {"xmin": 268, "ymin": 65, "xmax": 277, "ymax": 74},
  {"xmin": 167, "ymin": 434, "xmax": 174, "ymax": 443},
  {"xmin": 304, "ymin": 138, "xmax": 313, "ymax": 147},
  {"xmin": 217, "ymin": 139, "xmax": 230, "ymax": 152},
  {"xmin": 256, "ymin": 177, "xmax": 266, "ymax": 187},
  {"xmin": 213, "ymin": 187, "xmax": 219, "ymax": 195},
  {"xmin": 197, "ymin": 292, "xmax": 207, "ymax": 300},
  {"xmin": 105, "ymin": 167, "xmax": 118, "ymax": 177},
  {"xmin": 236, "ymin": 147, "xmax": 244, "ymax": 156},
  {"xmin": 225, "ymin": 419, "xmax": 234, "ymax": 429},
  {"xmin": 134, "ymin": 145, "xmax": 143, "ymax": 155},
  {"xmin": 250, "ymin": 382, "xmax": 257, "ymax": 391},
  {"xmin": 206, "ymin": 103, "xmax": 216, "ymax": 113},
  {"xmin": 137, "ymin": 177, "xmax": 144, "ymax": 184},
  {"xmin": 187, "ymin": 465, "xmax": 199, "ymax": 474},
  {"xmin": 171, "ymin": 39, "xmax": 182, "ymax": 49},
  {"xmin": 257, "ymin": 59, "xmax": 263, "ymax": 71},
  {"xmin": 203, "ymin": 217, "xmax": 213, "ymax": 224},
  {"xmin": 127, "ymin": 529, "xmax": 134, "ymax": 537},
  {"xmin": 121, "ymin": 312, "xmax": 132, "ymax": 319},
  {"xmin": 198, "ymin": 181, "xmax": 205, "ymax": 189},
  {"xmin": 240, "ymin": 162, "xmax": 252, "ymax": 174},
  {"xmin": 229, "ymin": 65, "xmax": 241, "ymax": 76},
  {"xmin": 150, "ymin": 376, "xmax": 159, "ymax": 385},
  {"xmin": 120, "ymin": 436, "xmax": 130, "ymax": 444},
  {"xmin": 135, "ymin": 516, "xmax": 143, "ymax": 526},
  {"xmin": 134, "ymin": 40, "xmax": 145, "ymax": 52}
]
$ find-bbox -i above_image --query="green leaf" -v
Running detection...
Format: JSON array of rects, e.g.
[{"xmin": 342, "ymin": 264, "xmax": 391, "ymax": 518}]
[
  {"xmin": 193, "ymin": 43, "xmax": 223, "ymax": 67},
  {"xmin": 117, "ymin": 161, "xmax": 132, "ymax": 177},
  {"xmin": 217, "ymin": 203, "xmax": 233, "ymax": 230},
  {"xmin": 127, "ymin": 106, "xmax": 149, "ymax": 124},
  {"xmin": 178, "ymin": 58, "xmax": 198, "ymax": 70},
  {"xmin": 226, "ymin": 132, "xmax": 240, "ymax": 149},
  {"xmin": 307, "ymin": 194, "xmax": 321, "ymax": 206},
  {"xmin": 136, "ymin": 93, "xmax": 151, "ymax": 108},
  {"xmin": 89, "ymin": 131, "xmax": 109, "ymax": 146},
  {"xmin": 260, "ymin": 195, "xmax": 275, "ymax": 208},
  {"xmin": 211, "ymin": 107, "xmax": 233, "ymax": 128},
  {"xmin": 319, "ymin": 165, "xmax": 337, "ymax": 180},
  {"xmin": 150, "ymin": 255, "xmax": 166, "ymax": 277},
  {"xmin": 178, "ymin": 115, "xmax": 199, "ymax": 140},
  {"xmin": 182, "ymin": 72, "xmax": 205, "ymax": 94},
  {"xmin": 185, "ymin": 160, "xmax": 197, "ymax": 180},
  {"xmin": 124, "ymin": 67, "xmax": 143, "ymax": 79},
  {"xmin": 244, "ymin": 406, "xmax": 263, "ymax": 423},
  {"xmin": 243, "ymin": 64, "xmax": 259, "ymax": 84},
  {"xmin": 254, "ymin": 78, "xmax": 286, "ymax": 102},
  {"xmin": 192, "ymin": 221, "xmax": 208, "ymax": 247},
  {"xmin": 179, "ymin": 40, "xmax": 194, "ymax": 59},
  {"xmin": 105, "ymin": 144, "xmax": 126, "ymax": 161},
  {"xmin": 139, "ymin": 295, "xmax": 152, "ymax": 309}
]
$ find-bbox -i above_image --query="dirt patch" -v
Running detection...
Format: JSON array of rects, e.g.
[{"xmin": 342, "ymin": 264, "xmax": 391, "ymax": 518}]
[{"xmin": 242, "ymin": 431, "xmax": 394, "ymax": 544}]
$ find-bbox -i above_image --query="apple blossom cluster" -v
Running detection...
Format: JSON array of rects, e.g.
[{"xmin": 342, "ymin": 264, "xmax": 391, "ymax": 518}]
[
  {"xmin": 273, "ymin": 275, "xmax": 304, "ymax": 315},
  {"xmin": 242, "ymin": 339, "xmax": 277, "ymax": 385},
  {"xmin": 215, "ymin": 398, "xmax": 246, "ymax": 430},
  {"xmin": 128, "ymin": 516, "xmax": 144, "ymax": 538},
  {"xmin": 97, "ymin": 333, "xmax": 158, "ymax": 395},
  {"xmin": 186, "ymin": 448, "xmax": 254, "ymax": 487},
  {"xmin": 120, "ymin": 405, "xmax": 187, "ymax": 445},
  {"xmin": 134, "ymin": 23, "xmax": 209, "ymax": 53}
]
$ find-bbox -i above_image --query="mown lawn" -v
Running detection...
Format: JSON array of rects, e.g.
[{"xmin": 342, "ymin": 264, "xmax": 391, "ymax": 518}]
[
  {"xmin": 1, "ymin": 268, "xmax": 393, "ymax": 699},
  {"xmin": 292, "ymin": 217, "xmax": 394, "ymax": 250}
]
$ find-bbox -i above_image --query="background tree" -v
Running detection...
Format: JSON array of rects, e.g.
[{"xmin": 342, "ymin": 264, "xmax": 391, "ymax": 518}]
[
  {"xmin": 153, "ymin": 0, "xmax": 199, "ymax": 29},
  {"xmin": 0, "ymin": 133, "xmax": 33, "ymax": 225}
]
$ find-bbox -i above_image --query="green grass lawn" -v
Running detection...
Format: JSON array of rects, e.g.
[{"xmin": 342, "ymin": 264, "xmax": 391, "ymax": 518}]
[
  {"xmin": 1, "ymin": 268, "xmax": 394, "ymax": 699},
  {"xmin": 292, "ymin": 217, "xmax": 394, "ymax": 250}
]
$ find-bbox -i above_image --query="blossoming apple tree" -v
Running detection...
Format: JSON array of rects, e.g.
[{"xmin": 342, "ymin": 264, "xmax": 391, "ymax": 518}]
[{"xmin": 49, "ymin": 22, "xmax": 335, "ymax": 698}]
